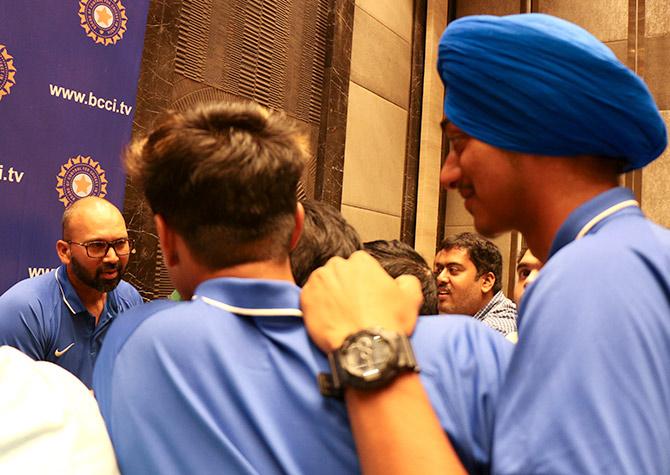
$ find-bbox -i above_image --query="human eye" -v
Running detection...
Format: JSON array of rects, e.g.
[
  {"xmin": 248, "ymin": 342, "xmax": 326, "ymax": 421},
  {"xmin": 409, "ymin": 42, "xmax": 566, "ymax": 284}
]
[
  {"xmin": 517, "ymin": 268, "xmax": 530, "ymax": 279},
  {"xmin": 447, "ymin": 134, "xmax": 468, "ymax": 154},
  {"xmin": 433, "ymin": 265, "xmax": 444, "ymax": 277},
  {"xmin": 112, "ymin": 238, "xmax": 131, "ymax": 253},
  {"xmin": 86, "ymin": 241, "xmax": 108, "ymax": 255},
  {"xmin": 447, "ymin": 265, "xmax": 460, "ymax": 275}
]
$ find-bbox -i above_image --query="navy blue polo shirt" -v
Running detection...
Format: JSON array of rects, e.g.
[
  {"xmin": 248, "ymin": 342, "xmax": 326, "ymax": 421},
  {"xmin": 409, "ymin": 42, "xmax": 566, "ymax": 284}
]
[
  {"xmin": 0, "ymin": 265, "xmax": 142, "ymax": 387},
  {"xmin": 94, "ymin": 277, "xmax": 512, "ymax": 474}
]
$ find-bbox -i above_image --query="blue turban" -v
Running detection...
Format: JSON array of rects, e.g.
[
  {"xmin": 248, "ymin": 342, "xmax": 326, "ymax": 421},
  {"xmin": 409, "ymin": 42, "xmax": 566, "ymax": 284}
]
[{"xmin": 438, "ymin": 14, "xmax": 667, "ymax": 171}]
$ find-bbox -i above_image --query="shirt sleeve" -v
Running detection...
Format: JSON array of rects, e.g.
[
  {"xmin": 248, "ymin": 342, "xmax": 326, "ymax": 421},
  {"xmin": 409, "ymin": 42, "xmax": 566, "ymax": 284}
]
[
  {"xmin": 493, "ymin": 241, "xmax": 670, "ymax": 474},
  {"xmin": 0, "ymin": 286, "xmax": 51, "ymax": 360},
  {"xmin": 413, "ymin": 316, "xmax": 514, "ymax": 473}
]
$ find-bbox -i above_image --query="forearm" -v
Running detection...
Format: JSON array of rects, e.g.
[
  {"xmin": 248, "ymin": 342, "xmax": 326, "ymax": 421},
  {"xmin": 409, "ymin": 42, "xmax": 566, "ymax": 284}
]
[{"xmin": 346, "ymin": 373, "xmax": 466, "ymax": 475}]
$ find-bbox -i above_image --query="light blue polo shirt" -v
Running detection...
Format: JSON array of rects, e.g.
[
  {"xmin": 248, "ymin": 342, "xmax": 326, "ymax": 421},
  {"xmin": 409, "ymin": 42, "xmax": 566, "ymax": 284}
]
[
  {"xmin": 94, "ymin": 277, "xmax": 512, "ymax": 475},
  {"xmin": 493, "ymin": 187, "xmax": 670, "ymax": 474},
  {"xmin": 0, "ymin": 265, "xmax": 142, "ymax": 387}
]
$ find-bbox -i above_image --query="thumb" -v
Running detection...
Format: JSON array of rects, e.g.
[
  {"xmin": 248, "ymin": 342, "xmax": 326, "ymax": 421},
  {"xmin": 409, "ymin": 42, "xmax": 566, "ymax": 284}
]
[{"xmin": 394, "ymin": 274, "xmax": 423, "ymax": 335}]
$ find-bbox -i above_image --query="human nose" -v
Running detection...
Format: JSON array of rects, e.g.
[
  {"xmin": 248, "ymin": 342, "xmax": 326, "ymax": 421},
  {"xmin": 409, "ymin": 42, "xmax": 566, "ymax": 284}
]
[
  {"xmin": 436, "ymin": 269, "xmax": 449, "ymax": 284},
  {"xmin": 440, "ymin": 149, "xmax": 462, "ymax": 190},
  {"xmin": 102, "ymin": 245, "xmax": 120, "ymax": 262}
]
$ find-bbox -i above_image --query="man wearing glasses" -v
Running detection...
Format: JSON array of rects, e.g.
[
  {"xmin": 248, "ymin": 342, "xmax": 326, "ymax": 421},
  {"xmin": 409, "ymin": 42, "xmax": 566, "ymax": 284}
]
[{"xmin": 0, "ymin": 196, "xmax": 142, "ymax": 387}]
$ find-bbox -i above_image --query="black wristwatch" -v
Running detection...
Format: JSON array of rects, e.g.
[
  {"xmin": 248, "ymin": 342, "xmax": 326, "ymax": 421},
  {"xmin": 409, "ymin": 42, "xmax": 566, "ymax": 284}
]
[{"xmin": 318, "ymin": 327, "xmax": 419, "ymax": 398}]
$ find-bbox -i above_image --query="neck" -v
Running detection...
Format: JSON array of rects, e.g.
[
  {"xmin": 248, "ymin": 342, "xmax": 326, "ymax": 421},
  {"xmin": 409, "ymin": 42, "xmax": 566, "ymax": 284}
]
[
  {"xmin": 65, "ymin": 266, "xmax": 106, "ymax": 321},
  {"xmin": 478, "ymin": 291, "xmax": 495, "ymax": 314},
  {"xmin": 179, "ymin": 258, "xmax": 295, "ymax": 300},
  {"xmin": 515, "ymin": 155, "xmax": 620, "ymax": 262}
]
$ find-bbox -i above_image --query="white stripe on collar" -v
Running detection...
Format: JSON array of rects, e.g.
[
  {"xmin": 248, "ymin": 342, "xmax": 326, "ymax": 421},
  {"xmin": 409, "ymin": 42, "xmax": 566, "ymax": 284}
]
[
  {"xmin": 54, "ymin": 268, "xmax": 77, "ymax": 315},
  {"xmin": 194, "ymin": 295, "xmax": 303, "ymax": 317},
  {"xmin": 576, "ymin": 199, "xmax": 639, "ymax": 239}
]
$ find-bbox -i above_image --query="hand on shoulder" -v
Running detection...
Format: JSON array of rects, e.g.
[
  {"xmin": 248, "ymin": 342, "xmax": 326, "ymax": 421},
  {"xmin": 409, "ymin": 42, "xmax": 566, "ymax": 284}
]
[{"xmin": 301, "ymin": 251, "xmax": 423, "ymax": 352}]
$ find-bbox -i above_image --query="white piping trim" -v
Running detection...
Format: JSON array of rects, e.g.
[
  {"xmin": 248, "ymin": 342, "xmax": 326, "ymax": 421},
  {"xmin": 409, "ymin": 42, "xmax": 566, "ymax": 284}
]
[
  {"xmin": 54, "ymin": 268, "xmax": 77, "ymax": 315},
  {"xmin": 576, "ymin": 200, "xmax": 639, "ymax": 239},
  {"xmin": 195, "ymin": 295, "xmax": 303, "ymax": 317}
]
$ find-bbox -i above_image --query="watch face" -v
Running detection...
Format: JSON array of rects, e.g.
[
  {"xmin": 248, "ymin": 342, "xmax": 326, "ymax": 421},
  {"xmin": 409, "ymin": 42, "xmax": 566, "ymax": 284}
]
[{"xmin": 341, "ymin": 333, "xmax": 394, "ymax": 381}]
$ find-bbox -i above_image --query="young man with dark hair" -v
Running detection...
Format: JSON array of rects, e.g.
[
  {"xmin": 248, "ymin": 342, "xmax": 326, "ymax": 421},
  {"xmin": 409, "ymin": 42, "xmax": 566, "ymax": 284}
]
[
  {"xmin": 93, "ymin": 101, "xmax": 512, "ymax": 474},
  {"xmin": 364, "ymin": 239, "xmax": 438, "ymax": 316},
  {"xmin": 301, "ymin": 13, "xmax": 670, "ymax": 474},
  {"xmin": 0, "ymin": 197, "xmax": 141, "ymax": 386},
  {"xmin": 434, "ymin": 232, "xmax": 516, "ymax": 335},
  {"xmin": 290, "ymin": 198, "xmax": 362, "ymax": 287}
]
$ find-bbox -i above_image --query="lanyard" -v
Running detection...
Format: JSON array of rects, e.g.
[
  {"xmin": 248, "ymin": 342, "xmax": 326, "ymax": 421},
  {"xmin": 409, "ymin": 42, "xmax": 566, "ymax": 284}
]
[{"xmin": 575, "ymin": 199, "xmax": 639, "ymax": 240}]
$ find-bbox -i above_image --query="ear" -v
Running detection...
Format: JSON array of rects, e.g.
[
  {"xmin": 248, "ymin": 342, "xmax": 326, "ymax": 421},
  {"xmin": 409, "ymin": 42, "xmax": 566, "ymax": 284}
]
[
  {"xmin": 480, "ymin": 271, "xmax": 495, "ymax": 294},
  {"xmin": 154, "ymin": 215, "xmax": 180, "ymax": 267},
  {"xmin": 56, "ymin": 240, "xmax": 71, "ymax": 265},
  {"xmin": 289, "ymin": 202, "xmax": 305, "ymax": 251}
]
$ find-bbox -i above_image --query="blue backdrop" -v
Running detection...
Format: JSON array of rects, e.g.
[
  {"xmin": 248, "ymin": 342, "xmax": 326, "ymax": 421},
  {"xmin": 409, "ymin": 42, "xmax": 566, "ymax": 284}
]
[{"xmin": 0, "ymin": 1, "xmax": 150, "ymax": 293}]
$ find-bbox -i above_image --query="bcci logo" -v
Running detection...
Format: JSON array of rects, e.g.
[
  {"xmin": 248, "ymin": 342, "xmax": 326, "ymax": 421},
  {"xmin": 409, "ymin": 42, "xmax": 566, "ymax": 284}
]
[
  {"xmin": 0, "ymin": 44, "xmax": 16, "ymax": 103},
  {"xmin": 78, "ymin": 0, "xmax": 127, "ymax": 46},
  {"xmin": 56, "ymin": 155, "xmax": 108, "ymax": 208}
]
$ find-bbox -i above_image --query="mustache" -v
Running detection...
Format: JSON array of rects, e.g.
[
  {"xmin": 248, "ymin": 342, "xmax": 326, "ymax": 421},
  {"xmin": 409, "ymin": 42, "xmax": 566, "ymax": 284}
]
[{"xmin": 99, "ymin": 262, "xmax": 123, "ymax": 273}]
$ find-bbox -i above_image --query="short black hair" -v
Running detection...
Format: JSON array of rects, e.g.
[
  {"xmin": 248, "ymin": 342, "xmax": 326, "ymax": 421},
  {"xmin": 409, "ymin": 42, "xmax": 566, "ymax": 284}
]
[
  {"xmin": 439, "ymin": 232, "xmax": 503, "ymax": 294},
  {"xmin": 290, "ymin": 199, "xmax": 362, "ymax": 287},
  {"xmin": 364, "ymin": 240, "xmax": 438, "ymax": 316},
  {"xmin": 125, "ymin": 101, "xmax": 307, "ymax": 269}
]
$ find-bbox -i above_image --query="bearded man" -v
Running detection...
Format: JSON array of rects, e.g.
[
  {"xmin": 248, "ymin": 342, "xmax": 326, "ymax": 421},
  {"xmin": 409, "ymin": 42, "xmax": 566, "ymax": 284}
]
[{"xmin": 0, "ymin": 196, "xmax": 142, "ymax": 387}]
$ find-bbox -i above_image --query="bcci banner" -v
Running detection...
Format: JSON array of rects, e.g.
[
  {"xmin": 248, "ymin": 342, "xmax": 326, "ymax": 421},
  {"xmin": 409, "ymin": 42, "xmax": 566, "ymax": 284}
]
[{"xmin": 0, "ymin": 1, "xmax": 150, "ymax": 293}]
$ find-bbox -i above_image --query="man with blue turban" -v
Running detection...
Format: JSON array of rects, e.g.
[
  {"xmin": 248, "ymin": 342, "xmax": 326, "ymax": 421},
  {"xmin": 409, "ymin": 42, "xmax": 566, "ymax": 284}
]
[{"xmin": 301, "ymin": 13, "xmax": 670, "ymax": 474}]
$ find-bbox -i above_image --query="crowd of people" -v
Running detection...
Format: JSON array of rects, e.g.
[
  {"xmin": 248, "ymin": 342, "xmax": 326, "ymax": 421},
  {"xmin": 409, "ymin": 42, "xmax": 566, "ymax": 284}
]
[{"xmin": 0, "ymin": 11, "xmax": 669, "ymax": 474}]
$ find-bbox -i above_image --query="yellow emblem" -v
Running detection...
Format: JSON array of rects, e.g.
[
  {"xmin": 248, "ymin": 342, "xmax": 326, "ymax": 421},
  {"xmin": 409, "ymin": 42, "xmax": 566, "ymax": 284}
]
[
  {"xmin": 56, "ymin": 155, "xmax": 108, "ymax": 208},
  {"xmin": 78, "ymin": 0, "xmax": 127, "ymax": 46},
  {"xmin": 0, "ymin": 44, "xmax": 17, "ymax": 102}
]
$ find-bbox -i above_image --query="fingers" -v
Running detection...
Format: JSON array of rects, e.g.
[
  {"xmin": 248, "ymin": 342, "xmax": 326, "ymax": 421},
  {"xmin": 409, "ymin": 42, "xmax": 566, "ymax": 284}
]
[
  {"xmin": 300, "ymin": 251, "xmax": 423, "ymax": 353},
  {"xmin": 395, "ymin": 275, "xmax": 422, "ymax": 335}
]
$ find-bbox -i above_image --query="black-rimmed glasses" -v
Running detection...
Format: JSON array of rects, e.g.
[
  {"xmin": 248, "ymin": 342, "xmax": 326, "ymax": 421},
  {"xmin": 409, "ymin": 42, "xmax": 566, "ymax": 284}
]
[{"xmin": 67, "ymin": 238, "xmax": 135, "ymax": 258}]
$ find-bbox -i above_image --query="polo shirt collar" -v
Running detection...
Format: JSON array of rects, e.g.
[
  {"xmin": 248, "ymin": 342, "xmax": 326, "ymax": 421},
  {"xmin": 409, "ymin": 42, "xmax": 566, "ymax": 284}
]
[
  {"xmin": 54, "ymin": 265, "xmax": 123, "ymax": 317},
  {"xmin": 548, "ymin": 187, "xmax": 641, "ymax": 259},
  {"xmin": 193, "ymin": 277, "xmax": 302, "ymax": 317},
  {"xmin": 55, "ymin": 266, "xmax": 87, "ymax": 315}
]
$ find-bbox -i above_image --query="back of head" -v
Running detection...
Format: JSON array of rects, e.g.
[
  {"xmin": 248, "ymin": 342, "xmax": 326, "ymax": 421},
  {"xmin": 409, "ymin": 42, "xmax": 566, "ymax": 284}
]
[
  {"xmin": 440, "ymin": 232, "xmax": 502, "ymax": 294},
  {"xmin": 364, "ymin": 240, "xmax": 438, "ymax": 316},
  {"xmin": 290, "ymin": 199, "xmax": 362, "ymax": 286},
  {"xmin": 125, "ymin": 101, "xmax": 307, "ymax": 269},
  {"xmin": 438, "ymin": 13, "xmax": 667, "ymax": 171}
]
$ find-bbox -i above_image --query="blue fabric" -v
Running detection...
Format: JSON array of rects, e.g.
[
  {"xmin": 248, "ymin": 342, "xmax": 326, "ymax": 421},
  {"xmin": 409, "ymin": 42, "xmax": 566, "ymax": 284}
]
[
  {"xmin": 93, "ymin": 278, "xmax": 513, "ymax": 475},
  {"xmin": 0, "ymin": 266, "xmax": 142, "ymax": 387},
  {"xmin": 494, "ymin": 189, "xmax": 670, "ymax": 473},
  {"xmin": 438, "ymin": 14, "xmax": 667, "ymax": 171}
]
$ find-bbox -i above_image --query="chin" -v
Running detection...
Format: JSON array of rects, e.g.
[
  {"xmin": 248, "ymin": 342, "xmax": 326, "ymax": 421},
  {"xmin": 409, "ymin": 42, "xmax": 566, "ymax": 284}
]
[{"xmin": 473, "ymin": 217, "xmax": 509, "ymax": 238}]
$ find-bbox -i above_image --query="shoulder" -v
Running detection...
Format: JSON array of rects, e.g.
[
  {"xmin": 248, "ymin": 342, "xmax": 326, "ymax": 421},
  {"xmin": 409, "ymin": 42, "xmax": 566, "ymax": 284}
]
[
  {"xmin": 0, "ymin": 272, "xmax": 56, "ymax": 305},
  {"xmin": 412, "ymin": 315, "xmax": 514, "ymax": 377},
  {"xmin": 411, "ymin": 315, "xmax": 513, "ymax": 471},
  {"xmin": 102, "ymin": 299, "xmax": 177, "ymax": 356},
  {"xmin": 112, "ymin": 280, "xmax": 143, "ymax": 306},
  {"xmin": 93, "ymin": 299, "xmax": 178, "ymax": 410},
  {"xmin": 0, "ymin": 272, "xmax": 59, "ymax": 322},
  {"xmin": 528, "ymin": 220, "xmax": 670, "ymax": 316}
]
